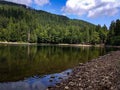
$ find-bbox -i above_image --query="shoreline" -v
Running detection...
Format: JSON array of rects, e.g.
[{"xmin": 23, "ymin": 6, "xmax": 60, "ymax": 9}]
[
  {"xmin": 0, "ymin": 41, "xmax": 98, "ymax": 46},
  {"xmin": 0, "ymin": 41, "xmax": 120, "ymax": 48},
  {"xmin": 49, "ymin": 51, "xmax": 120, "ymax": 90},
  {"xmin": 0, "ymin": 41, "xmax": 104, "ymax": 47},
  {"xmin": 0, "ymin": 41, "xmax": 37, "ymax": 45}
]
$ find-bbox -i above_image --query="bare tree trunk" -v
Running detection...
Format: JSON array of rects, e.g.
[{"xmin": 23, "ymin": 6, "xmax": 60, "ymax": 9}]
[{"xmin": 28, "ymin": 30, "xmax": 30, "ymax": 42}]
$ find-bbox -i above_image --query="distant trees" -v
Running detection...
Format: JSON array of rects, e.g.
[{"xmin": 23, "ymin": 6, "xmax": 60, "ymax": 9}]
[{"xmin": 106, "ymin": 19, "xmax": 120, "ymax": 45}]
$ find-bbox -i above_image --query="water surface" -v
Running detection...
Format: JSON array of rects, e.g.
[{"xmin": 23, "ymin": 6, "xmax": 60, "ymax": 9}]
[{"xmin": 0, "ymin": 45, "xmax": 119, "ymax": 90}]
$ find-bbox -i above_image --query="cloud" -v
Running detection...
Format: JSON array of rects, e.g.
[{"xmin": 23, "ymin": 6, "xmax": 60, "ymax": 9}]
[
  {"xmin": 63, "ymin": 0, "xmax": 120, "ymax": 18},
  {"xmin": 5, "ymin": 0, "xmax": 50, "ymax": 6},
  {"xmin": 34, "ymin": 0, "xmax": 50, "ymax": 6},
  {"xmin": 5, "ymin": 0, "xmax": 32, "ymax": 6}
]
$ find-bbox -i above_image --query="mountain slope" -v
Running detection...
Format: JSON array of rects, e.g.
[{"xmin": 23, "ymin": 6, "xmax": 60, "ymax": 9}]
[{"xmin": 0, "ymin": 1, "xmax": 107, "ymax": 44}]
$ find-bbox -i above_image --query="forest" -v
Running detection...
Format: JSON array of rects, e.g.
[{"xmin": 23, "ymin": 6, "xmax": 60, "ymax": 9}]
[{"xmin": 0, "ymin": 1, "xmax": 120, "ymax": 45}]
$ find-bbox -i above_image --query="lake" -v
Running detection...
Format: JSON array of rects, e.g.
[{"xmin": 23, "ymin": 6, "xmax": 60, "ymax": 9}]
[{"xmin": 0, "ymin": 44, "xmax": 119, "ymax": 90}]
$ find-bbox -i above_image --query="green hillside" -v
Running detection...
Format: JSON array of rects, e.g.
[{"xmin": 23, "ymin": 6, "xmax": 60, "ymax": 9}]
[{"xmin": 0, "ymin": 1, "xmax": 108, "ymax": 44}]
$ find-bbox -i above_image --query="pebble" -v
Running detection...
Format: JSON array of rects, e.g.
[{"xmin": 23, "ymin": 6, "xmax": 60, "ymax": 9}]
[
  {"xmin": 50, "ymin": 75, "xmax": 55, "ymax": 78},
  {"xmin": 69, "ymin": 82, "xmax": 75, "ymax": 86},
  {"xmin": 65, "ymin": 86, "xmax": 69, "ymax": 89}
]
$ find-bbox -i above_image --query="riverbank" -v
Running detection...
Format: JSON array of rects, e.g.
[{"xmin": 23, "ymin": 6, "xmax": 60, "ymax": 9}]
[
  {"xmin": 1, "ymin": 41, "xmax": 120, "ymax": 48},
  {"xmin": 0, "ymin": 41, "xmax": 103, "ymax": 47},
  {"xmin": 0, "ymin": 41, "xmax": 37, "ymax": 45},
  {"xmin": 49, "ymin": 51, "xmax": 120, "ymax": 90}
]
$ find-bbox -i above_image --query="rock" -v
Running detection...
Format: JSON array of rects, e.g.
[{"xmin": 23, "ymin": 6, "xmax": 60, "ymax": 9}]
[
  {"xmin": 78, "ymin": 83, "xmax": 82, "ymax": 86},
  {"xmin": 110, "ymin": 87, "xmax": 114, "ymax": 90},
  {"xmin": 75, "ymin": 74, "xmax": 80, "ymax": 78},
  {"xmin": 69, "ymin": 82, "xmax": 75, "ymax": 86},
  {"xmin": 65, "ymin": 86, "xmax": 69, "ymax": 89},
  {"xmin": 49, "ymin": 79, "xmax": 53, "ymax": 82},
  {"xmin": 67, "ymin": 72, "xmax": 70, "ymax": 75},
  {"xmin": 79, "ymin": 63, "xmax": 83, "ymax": 66},
  {"xmin": 50, "ymin": 75, "xmax": 55, "ymax": 78},
  {"xmin": 58, "ymin": 77, "xmax": 63, "ymax": 79},
  {"xmin": 79, "ymin": 78, "xmax": 81, "ymax": 81},
  {"xmin": 80, "ymin": 88, "xmax": 83, "ymax": 90}
]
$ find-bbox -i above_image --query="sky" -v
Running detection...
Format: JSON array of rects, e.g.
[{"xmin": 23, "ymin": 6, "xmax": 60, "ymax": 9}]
[{"xmin": 5, "ymin": 0, "xmax": 120, "ymax": 27}]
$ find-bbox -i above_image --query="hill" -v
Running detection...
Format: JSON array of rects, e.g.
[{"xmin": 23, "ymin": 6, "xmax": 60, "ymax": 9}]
[{"xmin": 0, "ymin": 1, "xmax": 108, "ymax": 44}]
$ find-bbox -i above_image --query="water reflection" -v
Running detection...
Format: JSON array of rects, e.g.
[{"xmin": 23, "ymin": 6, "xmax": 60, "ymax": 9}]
[{"xmin": 0, "ymin": 46, "xmax": 101, "ymax": 81}]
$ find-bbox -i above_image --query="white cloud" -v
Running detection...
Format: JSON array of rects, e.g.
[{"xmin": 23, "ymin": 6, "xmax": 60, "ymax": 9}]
[
  {"xmin": 5, "ymin": 0, "xmax": 50, "ymax": 6},
  {"xmin": 63, "ymin": 0, "xmax": 120, "ymax": 18},
  {"xmin": 5, "ymin": 0, "xmax": 32, "ymax": 6},
  {"xmin": 34, "ymin": 0, "xmax": 50, "ymax": 6}
]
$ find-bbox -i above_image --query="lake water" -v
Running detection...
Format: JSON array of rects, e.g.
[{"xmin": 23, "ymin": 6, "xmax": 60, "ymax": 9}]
[{"xmin": 0, "ymin": 44, "xmax": 119, "ymax": 90}]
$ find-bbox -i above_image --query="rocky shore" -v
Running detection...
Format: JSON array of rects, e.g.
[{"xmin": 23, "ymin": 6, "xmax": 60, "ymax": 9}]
[{"xmin": 49, "ymin": 51, "xmax": 120, "ymax": 90}]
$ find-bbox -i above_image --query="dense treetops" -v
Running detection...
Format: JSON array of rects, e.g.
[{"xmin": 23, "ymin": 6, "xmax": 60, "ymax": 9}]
[
  {"xmin": 0, "ymin": 1, "xmax": 119, "ymax": 45},
  {"xmin": 106, "ymin": 19, "xmax": 120, "ymax": 45}
]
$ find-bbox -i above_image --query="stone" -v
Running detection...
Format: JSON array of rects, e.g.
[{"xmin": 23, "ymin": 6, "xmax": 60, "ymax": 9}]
[
  {"xmin": 49, "ymin": 79, "xmax": 53, "ymax": 82},
  {"xmin": 58, "ymin": 77, "xmax": 63, "ymax": 79},
  {"xmin": 69, "ymin": 82, "xmax": 75, "ymax": 86},
  {"xmin": 79, "ymin": 63, "xmax": 83, "ymax": 66},
  {"xmin": 65, "ymin": 86, "xmax": 69, "ymax": 89},
  {"xmin": 50, "ymin": 75, "xmax": 55, "ymax": 78}
]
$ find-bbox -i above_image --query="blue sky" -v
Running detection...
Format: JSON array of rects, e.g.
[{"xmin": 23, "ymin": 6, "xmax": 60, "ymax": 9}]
[{"xmin": 6, "ymin": 0, "xmax": 120, "ymax": 27}]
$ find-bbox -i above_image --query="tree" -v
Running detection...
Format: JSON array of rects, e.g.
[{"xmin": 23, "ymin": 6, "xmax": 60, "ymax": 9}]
[
  {"xmin": 115, "ymin": 19, "xmax": 120, "ymax": 36},
  {"xmin": 106, "ymin": 19, "xmax": 120, "ymax": 45}
]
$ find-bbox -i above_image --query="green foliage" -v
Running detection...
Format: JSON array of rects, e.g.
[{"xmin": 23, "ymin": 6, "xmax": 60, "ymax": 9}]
[
  {"xmin": 108, "ymin": 36, "xmax": 120, "ymax": 45},
  {"xmin": 0, "ymin": 1, "xmax": 108, "ymax": 44},
  {"xmin": 106, "ymin": 19, "xmax": 120, "ymax": 45}
]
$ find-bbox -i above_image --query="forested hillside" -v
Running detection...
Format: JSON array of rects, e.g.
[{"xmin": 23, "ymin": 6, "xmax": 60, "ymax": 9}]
[{"xmin": 0, "ymin": 1, "xmax": 108, "ymax": 44}]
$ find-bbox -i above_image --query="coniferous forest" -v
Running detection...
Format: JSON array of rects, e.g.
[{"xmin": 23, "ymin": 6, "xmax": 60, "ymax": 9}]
[{"xmin": 0, "ymin": 1, "xmax": 120, "ymax": 45}]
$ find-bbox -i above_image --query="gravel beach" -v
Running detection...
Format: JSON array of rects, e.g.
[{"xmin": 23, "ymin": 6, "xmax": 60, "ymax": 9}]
[{"xmin": 49, "ymin": 51, "xmax": 120, "ymax": 90}]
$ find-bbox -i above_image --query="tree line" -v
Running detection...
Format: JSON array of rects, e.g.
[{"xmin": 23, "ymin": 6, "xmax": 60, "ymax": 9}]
[
  {"xmin": 0, "ymin": 1, "xmax": 119, "ymax": 45},
  {"xmin": 106, "ymin": 19, "xmax": 120, "ymax": 45}
]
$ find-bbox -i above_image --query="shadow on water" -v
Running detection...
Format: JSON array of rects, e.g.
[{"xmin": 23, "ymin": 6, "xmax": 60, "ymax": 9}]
[{"xmin": 0, "ymin": 44, "xmax": 119, "ymax": 90}]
